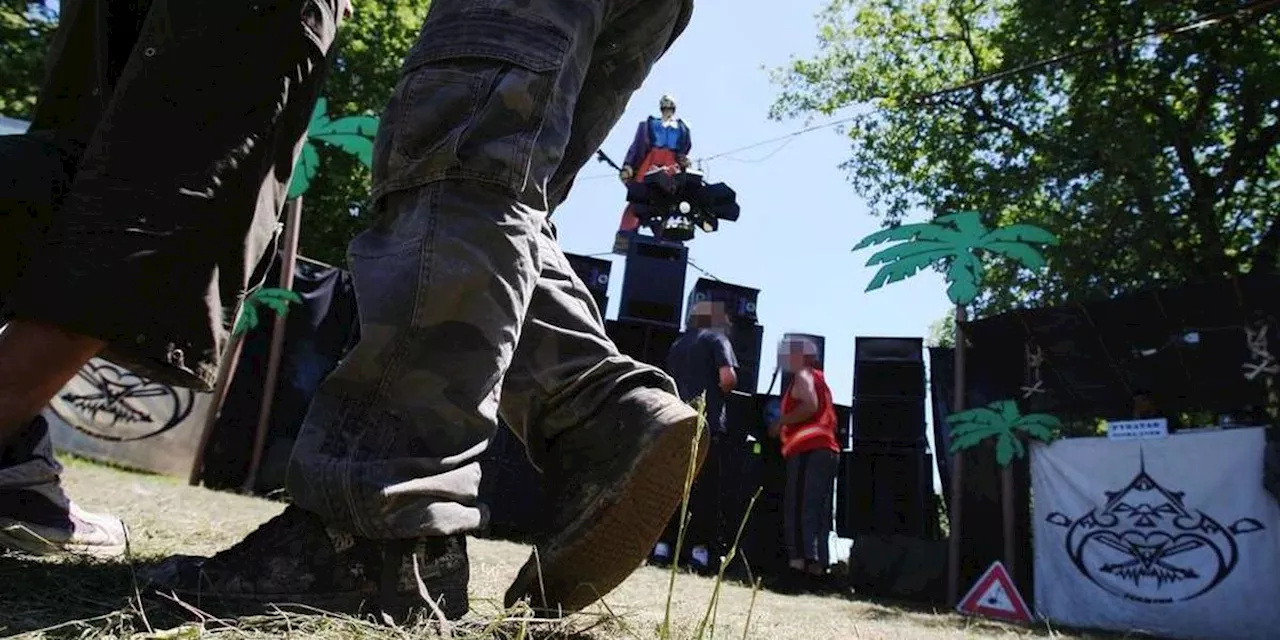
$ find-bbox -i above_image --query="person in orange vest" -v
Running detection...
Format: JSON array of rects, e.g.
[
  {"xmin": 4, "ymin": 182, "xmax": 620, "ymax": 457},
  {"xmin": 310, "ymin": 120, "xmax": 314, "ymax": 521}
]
[
  {"xmin": 614, "ymin": 94, "xmax": 692, "ymax": 253},
  {"xmin": 768, "ymin": 335, "xmax": 841, "ymax": 593}
]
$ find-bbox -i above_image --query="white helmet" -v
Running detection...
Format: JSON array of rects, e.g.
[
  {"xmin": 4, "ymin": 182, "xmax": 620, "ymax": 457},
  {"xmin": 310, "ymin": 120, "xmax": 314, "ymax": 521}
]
[{"xmin": 659, "ymin": 94, "xmax": 677, "ymax": 111}]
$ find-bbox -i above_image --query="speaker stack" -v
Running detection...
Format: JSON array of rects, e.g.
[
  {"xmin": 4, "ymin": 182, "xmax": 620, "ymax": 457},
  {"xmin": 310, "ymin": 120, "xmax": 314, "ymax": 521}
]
[
  {"xmin": 564, "ymin": 252, "xmax": 612, "ymax": 315},
  {"xmin": 604, "ymin": 235, "xmax": 687, "ymax": 368},
  {"xmin": 839, "ymin": 337, "xmax": 938, "ymax": 539},
  {"xmin": 605, "ymin": 318, "xmax": 682, "ymax": 369},
  {"xmin": 618, "ymin": 236, "xmax": 687, "ymax": 327}
]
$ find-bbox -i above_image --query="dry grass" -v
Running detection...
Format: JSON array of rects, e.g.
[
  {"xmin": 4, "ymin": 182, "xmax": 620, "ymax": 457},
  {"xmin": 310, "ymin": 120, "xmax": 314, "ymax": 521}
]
[{"xmin": 0, "ymin": 458, "xmax": 1122, "ymax": 639}]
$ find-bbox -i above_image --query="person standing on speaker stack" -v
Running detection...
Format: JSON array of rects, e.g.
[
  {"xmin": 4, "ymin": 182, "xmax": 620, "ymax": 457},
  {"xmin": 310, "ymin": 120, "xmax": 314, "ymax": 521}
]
[
  {"xmin": 652, "ymin": 299, "xmax": 738, "ymax": 574},
  {"xmin": 143, "ymin": 0, "xmax": 707, "ymax": 622},
  {"xmin": 614, "ymin": 94, "xmax": 692, "ymax": 254},
  {"xmin": 768, "ymin": 335, "xmax": 842, "ymax": 594}
]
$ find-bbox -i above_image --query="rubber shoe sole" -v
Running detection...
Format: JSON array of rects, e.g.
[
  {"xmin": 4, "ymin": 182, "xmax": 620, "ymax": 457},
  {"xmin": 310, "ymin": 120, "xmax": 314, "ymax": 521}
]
[{"xmin": 504, "ymin": 397, "xmax": 707, "ymax": 614}]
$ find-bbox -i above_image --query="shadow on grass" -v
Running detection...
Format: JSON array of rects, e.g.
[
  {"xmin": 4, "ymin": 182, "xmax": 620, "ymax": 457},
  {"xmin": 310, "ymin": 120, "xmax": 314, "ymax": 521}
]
[
  {"xmin": 847, "ymin": 592, "xmax": 1140, "ymax": 640},
  {"xmin": 0, "ymin": 552, "xmax": 182, "ymax": 637},
  {"xmin": 0, "ymin": 553, "xmax": 622, "ymax": 640}
]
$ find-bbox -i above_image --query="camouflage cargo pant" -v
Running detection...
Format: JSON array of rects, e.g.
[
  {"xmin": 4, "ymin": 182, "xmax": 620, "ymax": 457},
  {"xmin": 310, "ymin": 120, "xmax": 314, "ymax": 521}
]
[{"xmin": 286, "ymin": 0, "xmax": 694, "ymax": 538}]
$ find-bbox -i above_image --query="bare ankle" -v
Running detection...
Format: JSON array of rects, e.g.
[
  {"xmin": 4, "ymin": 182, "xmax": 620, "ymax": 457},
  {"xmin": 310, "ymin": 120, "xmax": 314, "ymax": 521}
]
[{"xmin": 0, "ymin": 319, "xmax": 105, "ymax": 443}]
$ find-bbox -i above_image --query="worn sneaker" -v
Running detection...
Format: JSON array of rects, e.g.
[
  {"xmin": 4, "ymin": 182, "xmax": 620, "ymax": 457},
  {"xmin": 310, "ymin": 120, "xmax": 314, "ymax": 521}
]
[
  {"xmin": 0, "ymin": 487, "xmax": 128, "ymax": 558},
  {"xmin": 142, "ymin": 505, "xmax": 469, "ymax": 621},
  {"xmin": 504, "ymin": 387, "xmax": 707, "ymax": 614}
]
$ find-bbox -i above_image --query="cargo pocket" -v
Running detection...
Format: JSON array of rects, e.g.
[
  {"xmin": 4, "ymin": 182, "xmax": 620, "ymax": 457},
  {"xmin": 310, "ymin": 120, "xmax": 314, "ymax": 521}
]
[{"xmin": 383, "ymin": 8, "xmax": 572, "ymax": 198}]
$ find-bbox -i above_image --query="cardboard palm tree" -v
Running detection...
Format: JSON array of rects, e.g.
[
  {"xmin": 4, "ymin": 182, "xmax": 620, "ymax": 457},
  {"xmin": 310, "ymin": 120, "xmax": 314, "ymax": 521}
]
[
  {"xmin": 947, "ymin": 400, "xmax": 1060, "ymax": 467},
  {"xmin": 192, "ymin": 98, "xmax": 377, "ymax": 489},
  {"xmin": 235, "ymin": 97, "xmax": 377, "ymax": 336},
  {"xmin": 852, "ymin": 210, "xmax": 1058, "ymax": 605}
]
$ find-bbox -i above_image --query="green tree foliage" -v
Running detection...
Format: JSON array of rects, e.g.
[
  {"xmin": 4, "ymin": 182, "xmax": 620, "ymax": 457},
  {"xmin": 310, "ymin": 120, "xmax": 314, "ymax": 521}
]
[
  {"xmin": 0, "ymin": 0, "xmax": 428, "ymax": 267},
  {"xmin": 773, "ymin": 0, "xmax": 1280, "ymax": 314},
  {"xmin": 926, "ymin": 308, "xmax": 956, "ymax": 347},
  {"xmin": 297, "ymin": 0, "xmax": 429, "ymax": 266},
  {"xmin": 0, "ymin": 0, "xmax": 56, "ymax": 119}
]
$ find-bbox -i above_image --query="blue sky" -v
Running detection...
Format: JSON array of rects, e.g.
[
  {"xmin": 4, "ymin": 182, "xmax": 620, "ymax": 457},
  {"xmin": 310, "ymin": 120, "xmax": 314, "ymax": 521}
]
[{"xmin": 553, "ymin": 0, "xmax": 954, "ymax": 410}]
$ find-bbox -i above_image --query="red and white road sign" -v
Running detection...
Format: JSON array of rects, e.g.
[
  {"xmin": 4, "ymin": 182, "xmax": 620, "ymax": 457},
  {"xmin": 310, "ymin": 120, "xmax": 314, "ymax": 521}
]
[{"xmin": 956, "ymin": 561, "xmax": 1034, "ymax": 624}]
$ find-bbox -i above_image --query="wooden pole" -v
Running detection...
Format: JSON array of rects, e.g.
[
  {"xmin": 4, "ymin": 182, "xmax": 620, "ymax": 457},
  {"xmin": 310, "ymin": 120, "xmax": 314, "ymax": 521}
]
[
  {"xmin": 187, "ymin": 330, "xmax": 247, "ymax": 485},
  {"xmin": 946, "ymin": 304, "xmax": 967, "ymax": 605},
  {"xmin": 1001, "ymin": 455, "xmax": 1016, "ymax": 582},
  {"xmin": 241, "ymin": 197, "xmax": 303, "ymax": 494}
]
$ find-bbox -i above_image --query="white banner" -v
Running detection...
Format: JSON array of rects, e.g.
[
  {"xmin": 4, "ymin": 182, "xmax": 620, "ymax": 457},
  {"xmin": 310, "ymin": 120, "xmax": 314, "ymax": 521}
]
[
  {"xmin": 43, "ymin": 357, "xmax": 213, "ymax": 477},
  {"xmin": 1032, "ymin": 427, "xmax": 1280, "ymax": 640}
]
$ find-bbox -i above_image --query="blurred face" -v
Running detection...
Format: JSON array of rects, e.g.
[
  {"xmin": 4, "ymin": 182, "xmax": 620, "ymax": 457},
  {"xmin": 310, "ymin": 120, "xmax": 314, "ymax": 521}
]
[
  {"xmin": 778, "ymin": 342, "xmax": 807, "ymax": 373},
  {"xmin": 690, "ymin": 301, "xmax": 728, "ymax": 329},
  {"xmin": 660, "ymin": 103, "xmax": 676, "ymax": 119},
  {"xmin": 788, "ymin": 349, "xmax": 806, "ymax": 372}
]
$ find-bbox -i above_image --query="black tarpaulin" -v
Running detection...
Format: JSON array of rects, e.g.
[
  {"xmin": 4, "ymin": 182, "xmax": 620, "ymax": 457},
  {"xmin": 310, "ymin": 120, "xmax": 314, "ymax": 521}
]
[{"xmin": 961, "ymin": 274, "xmax": 1280, "ymax": 420}]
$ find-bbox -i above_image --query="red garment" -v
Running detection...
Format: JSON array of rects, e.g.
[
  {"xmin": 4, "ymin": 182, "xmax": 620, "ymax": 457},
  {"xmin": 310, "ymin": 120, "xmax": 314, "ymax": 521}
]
[
  {"xmin": 780, "ymin": 367, "xmax": 839, "ymax": 458},
  {"xmin": 618, "ymin": 147, "xmax": 680, "ymax": 232}
]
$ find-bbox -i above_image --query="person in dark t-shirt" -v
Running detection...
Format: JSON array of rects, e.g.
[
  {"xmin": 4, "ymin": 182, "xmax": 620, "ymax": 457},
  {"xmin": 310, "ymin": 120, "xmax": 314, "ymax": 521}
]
[
  {"xmin": 666, "ymin": 300, "xmax": 739, "ymax": 434},
  {"xmin": 651, "ymin": 300, "xmax": 738, "ymax": 572}
]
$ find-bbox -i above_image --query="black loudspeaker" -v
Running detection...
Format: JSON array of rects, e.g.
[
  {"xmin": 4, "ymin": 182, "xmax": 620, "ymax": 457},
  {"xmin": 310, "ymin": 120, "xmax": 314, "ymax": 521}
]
[
  {"xmin": 689, "ymin": 278, "xmax": 759, "ymax": 325},
  {"xmin": 619, "ymin": 235, "xmax": 688, "ymax": 327},
  {"xmin": 729, "ymin": 323, "xmax": 764, "ymax": 393},
  {"xmin": 855, "ymin": 336, "xmax": 924, "ymax": 362},
  {"xmin": 606, "ymin": 318, "xmax": 682, "ymax": 369},
  {"xmin": 847, "ymin": 534, "xmax": 948, "ymax": 604},
  {"xmin": 851, "ymin": 397, "xmax": 927, "ymax": 443},
  {"xmin": 742, "ymin": 394, "xmax": 788, "ymax": 579},
  {"xmin": 852, "ymin": 337, "xmax": 926, "ymax": 444},
  {"xmin": 834, "ymin": 403, "xmax": 852, "ymax": 450},
  {"xmin": 837, "ymin": 440, "xmax": 938, "ymax": 539},
  {"xmin": 778, "ymin": 332, "xmax": 826, "ymax": 394},
  {"xmin": 564, "ymin": 252, "xmax": 612, "ymax": 315}
]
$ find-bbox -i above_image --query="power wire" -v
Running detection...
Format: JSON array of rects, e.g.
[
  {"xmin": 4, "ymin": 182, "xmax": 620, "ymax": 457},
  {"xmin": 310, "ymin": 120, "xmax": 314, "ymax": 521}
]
[
  {"xmin": 583, "ymin": 0, "xmax": 1279, "ymax": 177},
  {"xmin": 686, "ymin": 257, "xmax": 722, "ymax": 282},
  {"xmin": 573, "ymin": 248, "xmax": 724, "ymax": 282},
  {"xmin": 908, "ymin": 0, "xmax": 1280, "ymax": 105}
]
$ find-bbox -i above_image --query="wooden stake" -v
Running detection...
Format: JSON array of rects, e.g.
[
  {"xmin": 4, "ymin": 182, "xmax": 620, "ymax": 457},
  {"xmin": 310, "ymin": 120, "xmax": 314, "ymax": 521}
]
[
  {"xmin": 946, "ymin": 304, "xmax": 967, "ymax": 605},
  {"xmin": 187, "ymin": 330, "xmax": 246, "ymax": 486},
  {"xmin": 241, "ymin": 197, "xmax": 303, "ymax": 494},
  {"xmin": 1001, "ymin": 457, "xmax": 1017, "ymax": 584}
]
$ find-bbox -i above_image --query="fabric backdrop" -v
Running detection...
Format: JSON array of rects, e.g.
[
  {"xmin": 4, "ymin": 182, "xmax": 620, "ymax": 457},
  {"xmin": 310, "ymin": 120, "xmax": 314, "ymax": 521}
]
[{"xmin": 1032, "ymin": 427, "xmax": 1280, "ymax": 640}]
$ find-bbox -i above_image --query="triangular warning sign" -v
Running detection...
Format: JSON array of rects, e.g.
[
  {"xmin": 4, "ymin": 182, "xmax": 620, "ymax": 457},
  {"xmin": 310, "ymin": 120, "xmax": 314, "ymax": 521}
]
[{"xmin": 956, "ymin": 561, "xmax": 1034, "ymax": 624}]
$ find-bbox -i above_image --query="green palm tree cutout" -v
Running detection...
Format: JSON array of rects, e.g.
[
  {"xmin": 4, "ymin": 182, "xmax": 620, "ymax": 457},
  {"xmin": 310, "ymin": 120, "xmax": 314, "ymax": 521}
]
[
  {"xmin": 288, "ymin": 97, "xmax": 379, "ymax": 198},
  {"xmin": 233, "ymin": 287, "xmax": 304, "ymax": 336},
  {"xmin": 852, "ymin": 211, "xmax": 1059, "ymax": 305},
  {"xmin": 947, "ymin": 399, "xmax": 1060, "ymax": 467}
]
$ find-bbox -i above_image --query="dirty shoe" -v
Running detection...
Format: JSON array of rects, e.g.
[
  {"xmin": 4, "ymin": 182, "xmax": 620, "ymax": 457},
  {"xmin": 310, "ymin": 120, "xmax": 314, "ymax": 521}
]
[
  {"xmin": 0, "ymin": 487, "xmax": 128, "ymax": 559},
  {"xmin": 504, "ymin": 387, "xmax": 707, "ymax": 614},
  {"xmin": 143, "ymin": 505, "xmax": 469, "ymax": 621}
]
